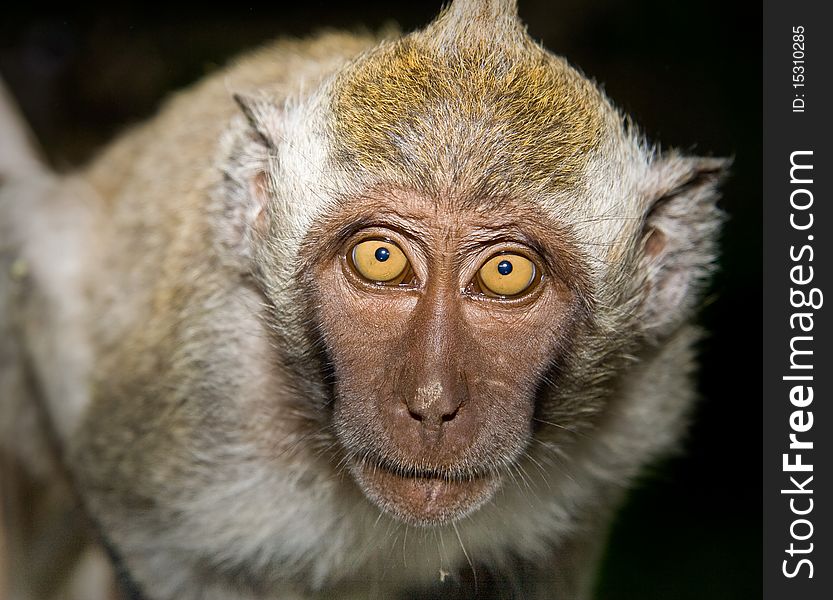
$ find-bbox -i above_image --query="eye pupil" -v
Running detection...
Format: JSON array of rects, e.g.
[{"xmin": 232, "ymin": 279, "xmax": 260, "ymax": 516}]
[
  {"xmin": 374, "ymin": 247, "xmax": 390, "ymax": 262},
  {"xmin": 497, "ymin": 260, "xmax": 513, "ymax": 276}
]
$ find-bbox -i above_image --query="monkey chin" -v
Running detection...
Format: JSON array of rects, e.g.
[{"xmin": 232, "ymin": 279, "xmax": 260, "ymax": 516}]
[{"xmin": 349, "ymin": 460, "xmax": 501, "ymax": 527}]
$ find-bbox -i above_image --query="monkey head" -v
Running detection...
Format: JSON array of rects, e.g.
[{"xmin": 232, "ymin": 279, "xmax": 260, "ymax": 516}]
[{"xmin": 226, "ymin": 0, "xmax": 727, "ymax": 530}]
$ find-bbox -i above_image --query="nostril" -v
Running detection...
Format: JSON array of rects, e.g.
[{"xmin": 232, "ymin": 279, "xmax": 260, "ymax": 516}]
[
  {"xmin": 440, "ymin": 412, "xmax": 456, "ymax": 423},
  {"xmin": 408, "ymin": 409, "xmax": 424, "ymax": 422}
]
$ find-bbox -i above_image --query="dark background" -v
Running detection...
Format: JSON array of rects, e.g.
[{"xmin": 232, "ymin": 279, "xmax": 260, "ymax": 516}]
[{"xmin": 0, "ymin": 1, "xmax": 761, "ymax": 598}]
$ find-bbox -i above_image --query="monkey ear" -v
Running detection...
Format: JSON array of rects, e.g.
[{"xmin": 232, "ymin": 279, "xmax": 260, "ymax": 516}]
[
  {"xmin": 233, "ymin": 93, "xmax": 280, "ymax": 150},
  {"xmin": 637, "ymin": 153, "xmax": 730, "ymax": 340},
  {"xmin": 219, "ymin": 94, "xmax": 283, "ymax": 265}
]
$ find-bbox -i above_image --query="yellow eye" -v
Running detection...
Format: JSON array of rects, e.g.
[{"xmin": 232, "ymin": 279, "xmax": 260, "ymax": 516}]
[
  {"xmin": 350, "ymin": 239, "xmax": 410, "ymax": 284},
  {"xmin": 476, "ymin": 253, "xmax": 536, "ymax": 297}
]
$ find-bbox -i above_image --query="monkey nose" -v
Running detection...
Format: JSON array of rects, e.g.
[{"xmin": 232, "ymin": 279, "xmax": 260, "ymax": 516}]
[{"xmin": 405, "ymin": 381, "xmax": 463, "ymax": 428}]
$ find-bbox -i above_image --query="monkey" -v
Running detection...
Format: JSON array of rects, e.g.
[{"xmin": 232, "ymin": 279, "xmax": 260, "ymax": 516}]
[{"xmin": 0, "ymin": 1, "xmax": 729, "ymax": 598}]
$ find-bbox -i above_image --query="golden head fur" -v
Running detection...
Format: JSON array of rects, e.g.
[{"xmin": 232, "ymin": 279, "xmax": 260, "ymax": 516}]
[{"xmin": 332, "ymin": 2, "xmax": 607, "ymax": 197}]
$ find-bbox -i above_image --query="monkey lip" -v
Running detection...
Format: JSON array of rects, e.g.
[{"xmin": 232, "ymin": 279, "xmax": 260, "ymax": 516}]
[{"xmin": 350, "ymin": 459, "xmax": 500, "ymax": 526}]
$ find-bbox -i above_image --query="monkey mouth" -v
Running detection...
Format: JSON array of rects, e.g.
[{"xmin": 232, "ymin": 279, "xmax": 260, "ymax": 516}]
[{"xmin": 349, "ymin": 458, "xmax": 501, "ymax": 526}]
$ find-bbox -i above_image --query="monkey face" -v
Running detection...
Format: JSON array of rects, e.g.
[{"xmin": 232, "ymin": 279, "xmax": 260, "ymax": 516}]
[{"xmin": 304, "ymin": 189, "xmax": 583, "ymax": 526}]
